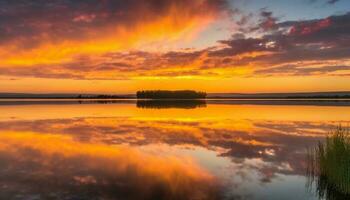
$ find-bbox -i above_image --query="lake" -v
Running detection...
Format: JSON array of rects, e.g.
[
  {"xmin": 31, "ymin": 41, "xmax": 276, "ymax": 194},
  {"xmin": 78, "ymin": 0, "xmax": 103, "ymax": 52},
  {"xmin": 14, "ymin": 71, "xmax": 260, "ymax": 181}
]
[{"xmin": 0, "ymin": 99, "xmax": 349, "ymax": 200}]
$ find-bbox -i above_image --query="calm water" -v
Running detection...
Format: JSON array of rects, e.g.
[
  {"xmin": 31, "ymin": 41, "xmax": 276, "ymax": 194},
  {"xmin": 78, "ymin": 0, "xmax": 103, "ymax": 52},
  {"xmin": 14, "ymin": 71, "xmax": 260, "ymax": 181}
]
[{"xmin": 0, "ymin": 100, "xmax": 349, "ymax": 200}]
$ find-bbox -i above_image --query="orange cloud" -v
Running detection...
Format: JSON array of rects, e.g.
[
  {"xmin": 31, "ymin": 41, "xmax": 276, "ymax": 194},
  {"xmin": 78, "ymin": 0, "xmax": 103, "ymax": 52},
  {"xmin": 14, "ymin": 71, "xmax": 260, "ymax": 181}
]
[
  {"xmin": 0, "ymin": 2, "xmax": 349, "ymax": 93},
  {"xmin": 0, "ymin": 0, "xmax": 226, "ymax": 67}
]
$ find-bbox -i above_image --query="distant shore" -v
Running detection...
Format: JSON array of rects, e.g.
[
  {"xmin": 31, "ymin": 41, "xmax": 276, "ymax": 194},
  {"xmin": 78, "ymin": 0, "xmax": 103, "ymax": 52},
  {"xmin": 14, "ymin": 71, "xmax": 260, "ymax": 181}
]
[{"xmin": 1, "ymin": 91, "xmax": 350, "ymax": 99}]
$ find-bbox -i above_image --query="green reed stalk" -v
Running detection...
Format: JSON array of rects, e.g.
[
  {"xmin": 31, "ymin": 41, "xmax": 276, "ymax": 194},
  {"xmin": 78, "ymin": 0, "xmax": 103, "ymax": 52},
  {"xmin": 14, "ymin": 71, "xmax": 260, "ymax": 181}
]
[{"xmin": 307, "ymin": 126, "xmax": 350, "ymax": 199}]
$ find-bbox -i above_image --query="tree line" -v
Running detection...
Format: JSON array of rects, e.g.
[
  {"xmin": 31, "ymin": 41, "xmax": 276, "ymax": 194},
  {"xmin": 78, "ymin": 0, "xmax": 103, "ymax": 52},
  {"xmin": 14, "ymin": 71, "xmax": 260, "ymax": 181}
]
[{"xmin": 136, "ymin": 90, "xmax": 206, "ymax": 99}]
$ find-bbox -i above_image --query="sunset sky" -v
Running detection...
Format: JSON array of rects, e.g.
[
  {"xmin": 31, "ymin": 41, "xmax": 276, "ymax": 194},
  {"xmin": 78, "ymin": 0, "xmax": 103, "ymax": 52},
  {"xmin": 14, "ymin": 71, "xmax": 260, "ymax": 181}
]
[{"xmin": 0, "ymin": 0, "xmax": 350, "ymax": 94}]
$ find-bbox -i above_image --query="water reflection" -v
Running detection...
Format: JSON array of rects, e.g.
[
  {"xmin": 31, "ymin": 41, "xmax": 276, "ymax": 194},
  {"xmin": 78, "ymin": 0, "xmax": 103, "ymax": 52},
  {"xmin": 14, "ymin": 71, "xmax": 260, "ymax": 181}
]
[
  {"xmin": 0, "ymin": 103, "xmax": 349, "ymax": 199},
  {"xmin": 136, "ymin": 100, "xmax": 206, "ymax": 109},
  {"xmin": 0, "ymin": 117, "xmax": 337, "ymax": 182},
  {"xmin": 0, "ymin": 132, "xmax": 221, "ymax": 200}
]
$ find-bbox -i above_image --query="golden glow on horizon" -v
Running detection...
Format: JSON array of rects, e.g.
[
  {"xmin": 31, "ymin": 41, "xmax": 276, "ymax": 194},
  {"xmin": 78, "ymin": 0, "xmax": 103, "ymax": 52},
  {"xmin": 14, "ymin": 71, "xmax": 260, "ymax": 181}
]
[{"xmin": 1, "ymin": 75, "xmax": 349, "ymax": 94}]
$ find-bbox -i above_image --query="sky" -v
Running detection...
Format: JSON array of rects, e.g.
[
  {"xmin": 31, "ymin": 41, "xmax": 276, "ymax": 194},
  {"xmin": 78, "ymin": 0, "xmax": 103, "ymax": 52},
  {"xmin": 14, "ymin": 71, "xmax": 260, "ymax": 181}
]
[{"xmin": 0, "ymin": 0, "xmax": 349, "ymax": 94}]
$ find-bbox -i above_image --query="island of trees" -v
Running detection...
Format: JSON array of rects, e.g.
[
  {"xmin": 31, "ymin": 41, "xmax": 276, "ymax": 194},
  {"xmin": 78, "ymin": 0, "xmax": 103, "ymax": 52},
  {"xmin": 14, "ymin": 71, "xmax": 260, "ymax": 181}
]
[
  {"xmin": 136, "ymin": 90, "xmax": 206, "ymax": 99},
  {"xmin": 137, "ymin": 99, "xmax": 206, "ymax": 109}
]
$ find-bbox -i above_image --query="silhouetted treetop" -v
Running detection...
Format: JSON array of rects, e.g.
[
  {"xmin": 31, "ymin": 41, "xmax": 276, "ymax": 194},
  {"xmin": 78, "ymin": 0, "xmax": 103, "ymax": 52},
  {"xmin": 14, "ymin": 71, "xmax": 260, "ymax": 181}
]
[{"xmin": 137, "ymin": 100, "xmax": 206, "ymax": 109}]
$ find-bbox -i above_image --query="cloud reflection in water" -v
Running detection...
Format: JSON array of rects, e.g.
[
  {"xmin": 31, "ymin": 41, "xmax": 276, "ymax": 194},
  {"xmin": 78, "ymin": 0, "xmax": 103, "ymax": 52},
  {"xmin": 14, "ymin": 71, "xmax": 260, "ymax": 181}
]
[
  {"xmin": 0, "ymin": 132, "xmax": 221, "ymax": 200},
  {"xmin": 0, "ymin": 103, "xmax": 349, "ymax": 199}
]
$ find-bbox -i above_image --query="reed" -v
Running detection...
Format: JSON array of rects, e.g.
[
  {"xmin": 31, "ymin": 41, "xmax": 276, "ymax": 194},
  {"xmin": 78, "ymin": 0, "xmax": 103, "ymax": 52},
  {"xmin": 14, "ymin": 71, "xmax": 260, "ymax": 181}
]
[{"xmin": 307, "ymin": 126, "xmax": 350, "ymax": 199}]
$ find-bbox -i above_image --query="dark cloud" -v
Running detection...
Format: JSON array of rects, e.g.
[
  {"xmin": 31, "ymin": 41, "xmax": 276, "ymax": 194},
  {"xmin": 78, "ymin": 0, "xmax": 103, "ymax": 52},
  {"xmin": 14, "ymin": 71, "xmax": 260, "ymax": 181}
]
[
  {"xmin": 206, "ymin": 12, "xmax": 350, "ymax": 75},
  {"xmin": 309, "ymin": 0, "xmax": 341, "ymax": 5},
  {"xmin": 221, "ymin": 12, "xmax": 350, "ymax": 57},
  {"xmin": 209, "ymin": 37, "xmax": 272, "ymax": 57},
  {"xmin": 255, "ymin": 65, "xmax": 350, "ymax": 76},
  {"xmin": 327, "ymin": 0, "xmax": 340, "ymax": 4},
  {"xmin": 258, "ymin": 9, "xmax": 278, "ymax": 31}
]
